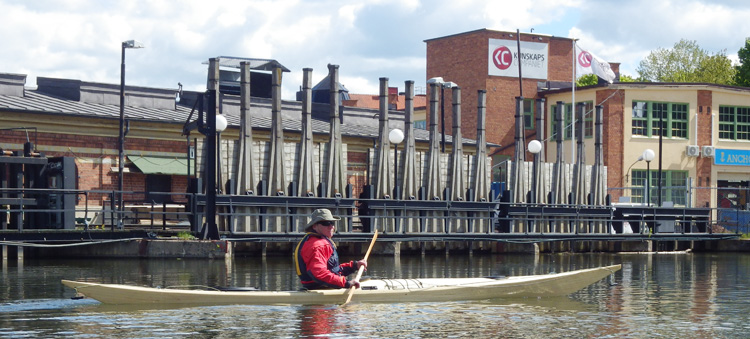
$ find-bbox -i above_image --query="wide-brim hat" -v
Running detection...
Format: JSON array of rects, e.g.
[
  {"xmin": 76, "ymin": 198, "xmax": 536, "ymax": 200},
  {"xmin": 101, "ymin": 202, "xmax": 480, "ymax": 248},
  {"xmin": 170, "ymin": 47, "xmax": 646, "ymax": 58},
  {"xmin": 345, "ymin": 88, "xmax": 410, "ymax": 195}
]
[{"xmin": 304, "ymin": 208, "xmax": 341, "ymax": 232}]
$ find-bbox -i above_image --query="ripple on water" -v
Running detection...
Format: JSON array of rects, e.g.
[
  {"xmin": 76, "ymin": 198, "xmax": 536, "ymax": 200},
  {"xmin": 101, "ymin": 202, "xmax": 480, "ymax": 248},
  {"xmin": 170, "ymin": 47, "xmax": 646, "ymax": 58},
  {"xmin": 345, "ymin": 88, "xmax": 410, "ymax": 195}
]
[{"xmin": 0, "ymin": 298, "xmax": 99, "ymax": 313}]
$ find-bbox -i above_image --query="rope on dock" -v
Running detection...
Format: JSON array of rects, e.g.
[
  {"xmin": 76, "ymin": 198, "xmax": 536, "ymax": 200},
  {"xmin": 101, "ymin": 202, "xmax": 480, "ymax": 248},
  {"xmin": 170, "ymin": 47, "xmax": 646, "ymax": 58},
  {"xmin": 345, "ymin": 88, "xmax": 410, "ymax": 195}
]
[{"xmin": 0, "ymin": 238, "xmax": 144, "ymax": 248}]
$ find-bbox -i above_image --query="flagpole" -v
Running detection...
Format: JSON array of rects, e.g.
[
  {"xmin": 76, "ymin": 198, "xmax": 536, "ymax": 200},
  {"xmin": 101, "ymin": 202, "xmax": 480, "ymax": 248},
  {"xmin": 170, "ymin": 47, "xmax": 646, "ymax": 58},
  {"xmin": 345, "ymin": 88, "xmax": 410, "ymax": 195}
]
[
  {"xmin": 571, "ymin": 38, "xmax": 577, "ymax": 164},
  {"xmin": 517, "ymin": 29, "xmax": 523, "ymax": 98}
]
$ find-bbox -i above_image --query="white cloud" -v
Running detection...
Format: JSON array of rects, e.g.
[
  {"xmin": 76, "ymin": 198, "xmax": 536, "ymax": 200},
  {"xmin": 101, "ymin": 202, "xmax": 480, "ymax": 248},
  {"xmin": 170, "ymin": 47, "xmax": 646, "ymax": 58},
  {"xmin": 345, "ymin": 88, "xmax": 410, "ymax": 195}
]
[{"xmin": 2, "ymin": 0, "xmax": 749, "ymax": 98}]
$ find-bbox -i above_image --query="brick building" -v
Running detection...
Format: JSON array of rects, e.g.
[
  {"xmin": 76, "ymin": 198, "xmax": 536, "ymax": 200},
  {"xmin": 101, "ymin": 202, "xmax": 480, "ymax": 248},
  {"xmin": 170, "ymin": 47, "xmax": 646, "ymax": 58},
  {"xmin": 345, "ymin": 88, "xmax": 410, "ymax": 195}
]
[
  {"xmin": 426, "ymin": 28, "xmax": 750, "ymax": 209},
  {"xmin": 425, "ymin": 29, "xmax": 618, "ymax": 156},
  {"xmin": 0, "ymin": 69, "xmax": 480, "ymax": 218},
  {"xmin": 545, "ymin": 82, "xmax": 750, "ymax": 210}
]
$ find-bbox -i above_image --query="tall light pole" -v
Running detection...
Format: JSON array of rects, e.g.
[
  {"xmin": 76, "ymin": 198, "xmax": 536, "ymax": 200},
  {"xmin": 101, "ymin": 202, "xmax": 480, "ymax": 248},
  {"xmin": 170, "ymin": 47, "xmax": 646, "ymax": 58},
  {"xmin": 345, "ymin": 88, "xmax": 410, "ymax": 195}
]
[
  {"xmin": 199, "ymin": 91, "xmax": 228, "ymax": 240},
  {"xmin": 657, "ymin": 111, "xmax": 664, "ymax": 206},
  {"xmin": 528, "ymin": 140, "xmax": 542, "ymax": 204},
  {"xmin": 642, "ymin": 149, "xmax": 655, "ymax": 207},
  {"xmin": 426, "ymin": 77, "xmax": 457, "ymax": 152},
  {"xmin": 118, "ymin": 39, "xmax": 144, "ymax": 229},
  {"xmin": 389, "ymin": 128, "xmax": 404, "ymax": 199}
]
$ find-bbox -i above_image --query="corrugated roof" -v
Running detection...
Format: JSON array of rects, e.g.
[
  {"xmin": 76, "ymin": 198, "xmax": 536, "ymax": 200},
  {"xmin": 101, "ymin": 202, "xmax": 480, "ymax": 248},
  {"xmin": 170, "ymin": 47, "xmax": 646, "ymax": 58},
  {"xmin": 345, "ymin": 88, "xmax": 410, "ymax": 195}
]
[
  {"xmin": 210, "ymin": 56, "xmax": 290, "ymax": 72},
  {"xmin": 0, "ymin": 85, "xmax": 491, "ymax": 147}
]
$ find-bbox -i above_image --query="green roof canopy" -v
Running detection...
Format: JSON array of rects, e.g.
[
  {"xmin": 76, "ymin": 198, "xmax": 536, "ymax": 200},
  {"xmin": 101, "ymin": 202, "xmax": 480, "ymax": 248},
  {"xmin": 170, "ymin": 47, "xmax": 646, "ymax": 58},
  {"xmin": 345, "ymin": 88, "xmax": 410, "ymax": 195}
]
[{"xmin": 129, "ymin": 156, "xmax": 188, "ymax": 176}]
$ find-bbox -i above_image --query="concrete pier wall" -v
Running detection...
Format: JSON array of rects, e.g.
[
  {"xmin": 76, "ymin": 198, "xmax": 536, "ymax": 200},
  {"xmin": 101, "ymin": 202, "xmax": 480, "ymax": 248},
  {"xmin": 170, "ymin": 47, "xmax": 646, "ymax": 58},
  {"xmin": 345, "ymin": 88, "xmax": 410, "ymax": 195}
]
[
  {"xmin": 5, "ymin": 239, "xmax": 750, "ymax": 260},
  {"xmin": 21, "ymin": 239, "xmax": 231, "ymax": 259}
]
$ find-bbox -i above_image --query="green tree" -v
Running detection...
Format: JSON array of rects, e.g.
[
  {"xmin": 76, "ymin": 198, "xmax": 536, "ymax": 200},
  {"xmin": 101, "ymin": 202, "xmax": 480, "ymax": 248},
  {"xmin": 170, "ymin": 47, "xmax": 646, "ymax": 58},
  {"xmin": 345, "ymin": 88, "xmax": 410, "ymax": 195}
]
[
  {"xmin": 576, "ymin": 74, "xmax": 599, "ymax": 86},
  {"xmin": 576, "ymin": 73, "xmax": 636, "ymax": 86},
  {"xmin": 735, "ymin": 37, "xmax": 750, "ymax": 87},
  {"xmin": 619, "ymin": 74, "xmax": 637, "ymax": 82},
  {"xmin": 636, "ymin": 39, "xmax": 735, "ymax": 85}
]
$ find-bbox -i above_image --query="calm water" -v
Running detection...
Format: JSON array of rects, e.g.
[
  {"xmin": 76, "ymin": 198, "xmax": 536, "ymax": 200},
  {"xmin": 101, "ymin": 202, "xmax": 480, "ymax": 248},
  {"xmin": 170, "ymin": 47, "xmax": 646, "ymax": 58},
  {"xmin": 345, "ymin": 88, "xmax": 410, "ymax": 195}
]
[{"xmin": 2, "ymin": 252, "xmax": 750, "ymax": 338}]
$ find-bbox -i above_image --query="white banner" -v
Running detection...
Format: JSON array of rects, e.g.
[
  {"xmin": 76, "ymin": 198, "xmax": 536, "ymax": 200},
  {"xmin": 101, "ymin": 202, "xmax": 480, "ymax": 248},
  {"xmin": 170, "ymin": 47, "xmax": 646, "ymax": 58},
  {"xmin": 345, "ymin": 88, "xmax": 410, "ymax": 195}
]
[{"xmin": 488, "ymin": 39, "xmax": 548, "ymax": 79}]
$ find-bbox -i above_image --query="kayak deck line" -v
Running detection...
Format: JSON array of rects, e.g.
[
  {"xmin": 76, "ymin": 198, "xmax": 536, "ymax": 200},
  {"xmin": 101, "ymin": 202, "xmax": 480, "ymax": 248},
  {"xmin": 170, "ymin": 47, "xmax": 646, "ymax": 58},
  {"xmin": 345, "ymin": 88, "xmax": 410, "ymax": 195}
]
[{"xmin": 61, "ymin": 264, "xmax": 622, "ymax": 306}]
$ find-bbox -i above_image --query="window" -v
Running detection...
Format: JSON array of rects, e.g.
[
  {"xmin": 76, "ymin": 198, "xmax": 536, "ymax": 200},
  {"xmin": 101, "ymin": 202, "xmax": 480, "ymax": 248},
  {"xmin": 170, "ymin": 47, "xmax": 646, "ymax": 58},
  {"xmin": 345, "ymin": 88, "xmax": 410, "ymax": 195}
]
[
  {"xmin": 631, "ymin": 101, "xmax": 689, "ymax": 138},
  {"xmin": 550, "ymin": 101, "xmax": 593, "ymax": 140},
  {"xmin": 631, "ymin": 170, "xmax": 688, "ymax": 206},
  {"xmin": 413, "ymin": 120, "xmax": 427, "ymax": 130},
  {"xmin": 668, "ymin": 171, "xmax": 688, "ymax": 206},
  {"xmin": 581, "ymin": 102, "xmax": 594, "ymax": 138},
  {"xmin": 523, "ymin": 99, "xmax": 534, "ymax": 130},
  {"xmin": 550, "ymin": 103, "xmax": 572, "ymax": 140},
  {"xmin": 631, "ymin": 170, "xmax": 648, "ymax": 203},
  {"xmin": 719, "ymin": 105, "xmax": 750, "ymax": 141}
]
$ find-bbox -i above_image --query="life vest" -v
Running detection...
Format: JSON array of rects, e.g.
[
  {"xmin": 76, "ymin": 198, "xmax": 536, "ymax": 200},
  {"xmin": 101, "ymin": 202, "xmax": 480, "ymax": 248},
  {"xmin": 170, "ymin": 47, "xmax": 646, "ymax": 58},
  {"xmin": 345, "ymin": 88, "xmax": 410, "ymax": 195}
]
[{"xmin": 294, "ymin": 232, "xmax": 353, "ymax": 289}]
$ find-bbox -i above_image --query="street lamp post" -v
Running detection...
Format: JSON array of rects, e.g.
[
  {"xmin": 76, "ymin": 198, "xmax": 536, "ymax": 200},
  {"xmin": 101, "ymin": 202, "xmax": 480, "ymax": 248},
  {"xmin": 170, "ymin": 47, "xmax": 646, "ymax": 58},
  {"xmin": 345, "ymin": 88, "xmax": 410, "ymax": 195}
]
[
  {"xmin": 528, "ymin": 140, "xmax": 542, "ymax": 204},
  {"xmin": 657, "ymin": 111, "xmax": 664, "ymax": 206},
  {"xmin": 389, "ymin": 128, "xmax": 404, "ymax": 199},
  {"xmin": 426, "ymin": 77, "xmax": 457, "ymax": 152},
  {"xmin": 625, "ymin": 154, "xmax": 645, "ymax": 186},
  {"xmin": 199, "ymin": 90, "xmax": 228, "ymax": 240},
  {"xmin": 118, "ymin": 39, "xmax": 144, "ymax": 229},
  {"xmin": 216, "ymin": 114, "xmax": 228, "ymax": 194},
  {"xmin": 528, "ymin": 139, "xmax": 542, "ymax": 232},
  {"xmin": 642, "ymin": 149, "xmax": 655, "ymax": 207},
  {"xmin": 389, "ymin": 128, "xmax": 404, "ymax": 232}
]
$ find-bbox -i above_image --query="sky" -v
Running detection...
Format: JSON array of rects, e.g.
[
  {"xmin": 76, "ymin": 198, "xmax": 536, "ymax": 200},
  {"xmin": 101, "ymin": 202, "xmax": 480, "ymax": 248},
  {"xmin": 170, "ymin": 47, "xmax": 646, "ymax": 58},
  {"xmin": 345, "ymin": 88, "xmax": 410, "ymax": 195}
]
[{"xmin": 2, "ymin": 0, "xmax": 749, "ymax": 100}]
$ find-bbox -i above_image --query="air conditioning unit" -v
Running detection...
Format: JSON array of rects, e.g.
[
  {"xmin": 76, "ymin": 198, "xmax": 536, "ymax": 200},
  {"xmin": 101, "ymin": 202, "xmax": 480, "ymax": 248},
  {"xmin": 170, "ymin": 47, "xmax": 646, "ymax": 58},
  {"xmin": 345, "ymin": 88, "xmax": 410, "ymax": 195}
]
[
  {"xmin": 702, "ymin": 146, "xmax": 715, "ymax": 158},
  {"xmin": 685, "ymin": 145, "xmax": 700, "ymax": 157}
]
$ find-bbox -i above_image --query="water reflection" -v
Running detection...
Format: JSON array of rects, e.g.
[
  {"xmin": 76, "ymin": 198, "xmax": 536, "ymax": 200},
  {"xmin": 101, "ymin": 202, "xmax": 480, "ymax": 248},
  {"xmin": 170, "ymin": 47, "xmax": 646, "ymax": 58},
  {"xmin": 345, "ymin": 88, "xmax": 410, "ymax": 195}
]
[
  {"xmin": 2, "ymin": 253, "xmax": 750, "ymax": 338},
  {"xmin": 297, "ymin": 306, "xmax": 340, "ymax": 337}
]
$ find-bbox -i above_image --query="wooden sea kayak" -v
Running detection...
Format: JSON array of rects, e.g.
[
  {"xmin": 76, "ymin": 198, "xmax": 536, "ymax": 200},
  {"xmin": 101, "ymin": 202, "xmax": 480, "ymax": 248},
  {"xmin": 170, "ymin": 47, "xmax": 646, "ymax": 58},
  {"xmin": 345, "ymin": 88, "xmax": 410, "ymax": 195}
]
[{"xmin": 62, "ymin": 264, "xmax": 621, "ymax": 306}]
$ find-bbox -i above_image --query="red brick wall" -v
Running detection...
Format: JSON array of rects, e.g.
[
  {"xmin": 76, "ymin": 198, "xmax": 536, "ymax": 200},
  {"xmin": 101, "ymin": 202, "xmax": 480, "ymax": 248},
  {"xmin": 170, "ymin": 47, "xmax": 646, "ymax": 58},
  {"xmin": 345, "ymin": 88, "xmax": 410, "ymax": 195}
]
[
  {"xmin": 596, "ymin": 89, "xmax": 626, "ymax": 199},
  {"xmin": 696, "ymin": 90, "xmax": 713, "ymax": 207},
  {"xmin": 348, "ymin": 151, "xmax": 369, "ymax": 198},
  {"xmin": 426, "ymin": 31, "xmax": 487, "ymax": 143},
  {"xmin": 2, "ymin": 130, "xmax": 188, "ymax": 206},
  {"xmin": 547, "ymin": 38, "xmax": 575, "ymax": 82}
]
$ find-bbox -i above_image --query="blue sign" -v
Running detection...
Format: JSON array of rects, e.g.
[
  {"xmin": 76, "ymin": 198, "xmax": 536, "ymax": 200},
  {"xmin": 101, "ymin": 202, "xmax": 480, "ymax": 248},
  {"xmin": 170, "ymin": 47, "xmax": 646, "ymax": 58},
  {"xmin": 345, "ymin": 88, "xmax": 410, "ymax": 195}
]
[{"xmin": 715, "ymin": 148, "xmax": 750, "ymax": 166}]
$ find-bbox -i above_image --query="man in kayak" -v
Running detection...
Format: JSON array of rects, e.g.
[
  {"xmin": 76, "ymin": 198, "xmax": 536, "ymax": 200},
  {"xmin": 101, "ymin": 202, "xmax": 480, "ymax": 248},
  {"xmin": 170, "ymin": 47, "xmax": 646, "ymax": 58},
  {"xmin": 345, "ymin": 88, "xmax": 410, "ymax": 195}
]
[{"xmin": 294, "ymin": 208, "xmax": 367, "ymax": 290}]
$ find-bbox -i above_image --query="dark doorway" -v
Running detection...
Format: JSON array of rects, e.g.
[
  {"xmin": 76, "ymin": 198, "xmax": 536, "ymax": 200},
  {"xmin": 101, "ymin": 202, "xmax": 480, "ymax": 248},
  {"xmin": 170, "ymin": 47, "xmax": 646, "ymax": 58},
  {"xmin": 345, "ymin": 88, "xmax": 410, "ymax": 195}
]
[{"xmin": 146, "ymin": 175, "xmax": 172, "ymax": 204}]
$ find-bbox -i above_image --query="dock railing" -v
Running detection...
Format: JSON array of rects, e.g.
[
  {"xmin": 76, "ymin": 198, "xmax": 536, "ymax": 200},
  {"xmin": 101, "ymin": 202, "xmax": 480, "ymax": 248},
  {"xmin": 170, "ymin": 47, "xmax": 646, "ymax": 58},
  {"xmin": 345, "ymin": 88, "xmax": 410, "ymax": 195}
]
[{"xmin": 0, "ymin": 187, "xmax": 743, "ymax": 242}]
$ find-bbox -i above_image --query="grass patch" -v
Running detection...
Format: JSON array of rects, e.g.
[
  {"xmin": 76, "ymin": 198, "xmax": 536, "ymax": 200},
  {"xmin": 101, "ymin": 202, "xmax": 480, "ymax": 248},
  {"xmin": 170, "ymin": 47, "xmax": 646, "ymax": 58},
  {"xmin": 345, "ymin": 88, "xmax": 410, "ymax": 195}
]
[{"xmin": 177, "ymin": 231, "xmax": 197, "ymax": 240}]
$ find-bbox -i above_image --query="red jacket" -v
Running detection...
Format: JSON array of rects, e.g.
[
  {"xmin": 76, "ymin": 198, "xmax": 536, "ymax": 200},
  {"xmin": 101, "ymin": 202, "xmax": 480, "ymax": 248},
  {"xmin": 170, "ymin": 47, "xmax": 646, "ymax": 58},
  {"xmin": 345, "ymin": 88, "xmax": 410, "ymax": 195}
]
[{"xmin": 294, "ymin": 232, "xmax": 357, "ymax": 289}]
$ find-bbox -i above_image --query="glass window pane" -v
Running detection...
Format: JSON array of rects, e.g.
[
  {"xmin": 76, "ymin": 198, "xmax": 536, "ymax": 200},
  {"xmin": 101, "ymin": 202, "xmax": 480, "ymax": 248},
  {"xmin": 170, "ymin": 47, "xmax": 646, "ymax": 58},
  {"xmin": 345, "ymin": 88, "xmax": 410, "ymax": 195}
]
[
  {"xmin": 719, "ymin": 106, "xmax": 734, "ymax": 122},
  {"xmin": 669, "ymin": 171, "xmax": 688, "ymax": 206},
  {"xmin": 719, "ymin": 124, "xmax": 735, "ymax": 140},
  {"xmin": 652, "ymin": 102, "xmax": 668, "ymax": 136},
  {"xmin": 738, "ymin": 124, "xmax": 750, "ymax": 141},
  {"xmin": 632, "ymin": 101, "xmax": 648, "ymax": 136},
  {"xmin": 631, "ymin": 170, "xmax": 647, "ymax": 203},
  {"xmin": 584, "ymin": 102, "xmax": 594, "ymax": 138},
  {"xmin": 632, "ymin": 101, "xmax": 647, "ymax": 118},
  {"xmin": 738, "ymin": 107, "xmax": 750, "ymax": 123},
  {"xmin": 670, "ymin": 104, "xmax": 688, "ymax": 139},
  {"xmin": 523, "ymin": 99, "xmax": 534, "ymax": 129}
]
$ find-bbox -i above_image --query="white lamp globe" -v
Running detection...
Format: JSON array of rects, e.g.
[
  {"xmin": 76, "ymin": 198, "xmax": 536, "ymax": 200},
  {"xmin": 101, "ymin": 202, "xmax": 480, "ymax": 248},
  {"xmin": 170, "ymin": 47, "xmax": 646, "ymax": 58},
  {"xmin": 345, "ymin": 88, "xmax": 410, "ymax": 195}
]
[
  {"xmin": 215, "ymin": 114, "xmax": 228, "ymax": 132},
  {"xmin": 528, "ymin": 140, "xmax": 542, "ymax": 154},
  {"xmin": 389, "ymin": 128, "xmax": 404, "ymax": 144},
  {"xmin": 642, "ymin": 149, "xmax": 655, "ymax": 162}
]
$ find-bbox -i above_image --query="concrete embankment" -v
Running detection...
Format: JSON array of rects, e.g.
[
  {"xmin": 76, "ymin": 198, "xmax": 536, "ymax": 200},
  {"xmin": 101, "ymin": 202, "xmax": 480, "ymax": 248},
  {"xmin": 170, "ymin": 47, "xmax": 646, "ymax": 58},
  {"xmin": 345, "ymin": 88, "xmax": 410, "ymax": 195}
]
[
  {"xmin": 693, "ymin": 239, "xmax": 750, "ymax": 252},
  {"xmin": 11, "ymin": 239, "xmax": 231, "ymax": 259},
  {"xmin": 4, "ymin": 238, "xmax": 750, "ymax": 260}
]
